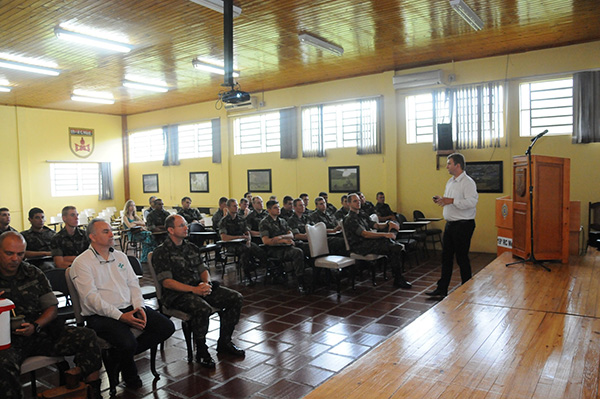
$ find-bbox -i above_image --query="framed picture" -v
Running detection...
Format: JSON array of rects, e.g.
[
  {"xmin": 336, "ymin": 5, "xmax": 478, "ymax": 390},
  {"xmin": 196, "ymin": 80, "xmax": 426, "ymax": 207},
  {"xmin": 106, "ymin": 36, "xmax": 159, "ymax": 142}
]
[
  {"xmin": 329, "ymin": 166, "xmax": 360, "ymax": 193},
  {"xmin": 142, "ymin": 174, "xmax": 159, "ymax": 193},
  {"xmin": 465, "ymin": 161, "xmax": 503, "ymax": 193},
  {"xmin": 248, "ymin": 169, "xmax": 272, "ymax": 192},
  {"xmin": 190, "ymin": 171, "xmax": 209, "ymax": 193}
]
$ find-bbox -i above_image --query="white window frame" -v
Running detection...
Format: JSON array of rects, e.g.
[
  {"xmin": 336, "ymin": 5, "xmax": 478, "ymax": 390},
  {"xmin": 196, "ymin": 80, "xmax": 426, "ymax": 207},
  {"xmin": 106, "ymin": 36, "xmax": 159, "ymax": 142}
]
[
  {"xmin": 50, "ymin": 162, "xmax": 99, "ymax": 197},
  {"xmin": 233, "ymin": 111, "xmax": 281, "ymax": 155},
  {"xmin": 519, "ymin": 77, "xmax": 573, "ymax": 137},
  {"xmin": 405, "ymin": 83, "xmax": 504, "ymax": 147},
  {"xmin": 129, "ymin": 128, "xmax": 165, "ymax": 163},
  {"xmin": 302, "ymin": 97, "xmax": 380, "ymax": 151},
  {"xmin": 178, "ymin": 121, "xmax": 213, "ymax": 159}
]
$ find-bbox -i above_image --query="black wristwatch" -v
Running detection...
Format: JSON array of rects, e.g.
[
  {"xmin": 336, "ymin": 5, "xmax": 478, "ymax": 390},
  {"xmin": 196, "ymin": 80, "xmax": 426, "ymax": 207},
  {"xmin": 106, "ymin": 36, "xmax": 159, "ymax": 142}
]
[{"xmin": 32, "ymin": 322, "xmax": 41, "ymax": 334}]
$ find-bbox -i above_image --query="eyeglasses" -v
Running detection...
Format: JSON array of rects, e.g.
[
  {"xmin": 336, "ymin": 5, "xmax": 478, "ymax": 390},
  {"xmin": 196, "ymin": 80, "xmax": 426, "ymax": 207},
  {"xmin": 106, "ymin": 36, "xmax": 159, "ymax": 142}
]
[{"xmin": 91, "ymin": 248, "xmax": 116, "ymax": 264}]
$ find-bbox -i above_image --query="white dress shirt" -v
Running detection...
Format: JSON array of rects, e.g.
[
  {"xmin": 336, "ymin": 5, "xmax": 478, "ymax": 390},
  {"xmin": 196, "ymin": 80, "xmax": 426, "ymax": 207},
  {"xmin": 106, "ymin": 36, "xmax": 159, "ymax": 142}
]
[
  {"xmin": 70, "ymin": 247, "xmax": 144, "ymax": 320},
  {"xmin": 443, "ymin": 172, "xmax": 478, "ymax": 221}
]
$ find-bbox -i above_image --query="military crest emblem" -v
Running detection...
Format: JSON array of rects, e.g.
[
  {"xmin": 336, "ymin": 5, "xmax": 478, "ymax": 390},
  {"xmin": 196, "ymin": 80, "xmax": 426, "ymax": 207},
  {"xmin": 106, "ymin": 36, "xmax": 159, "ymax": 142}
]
[{"xmin": 69, "ymin": 127, "xmax": 95, "ymax": 158}]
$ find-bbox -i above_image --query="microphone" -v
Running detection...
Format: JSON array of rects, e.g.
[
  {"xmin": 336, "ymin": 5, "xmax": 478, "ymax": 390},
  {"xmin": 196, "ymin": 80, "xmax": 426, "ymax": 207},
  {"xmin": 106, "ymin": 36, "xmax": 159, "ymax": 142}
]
[
  {"xmin": 531, "ymin": 129, "xmax": 548, "ymax": 141},
  {"xmin": 109, "ymin": 247, "xmax": 114, "ymax": 252}
]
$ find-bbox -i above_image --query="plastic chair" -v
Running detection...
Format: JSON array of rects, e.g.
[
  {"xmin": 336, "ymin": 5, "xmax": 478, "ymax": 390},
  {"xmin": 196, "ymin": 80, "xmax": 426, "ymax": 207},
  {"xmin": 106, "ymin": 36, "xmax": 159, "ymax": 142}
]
[{"xmin": 306, "ymin": 222, "xmax": 355, "ymax": 294}]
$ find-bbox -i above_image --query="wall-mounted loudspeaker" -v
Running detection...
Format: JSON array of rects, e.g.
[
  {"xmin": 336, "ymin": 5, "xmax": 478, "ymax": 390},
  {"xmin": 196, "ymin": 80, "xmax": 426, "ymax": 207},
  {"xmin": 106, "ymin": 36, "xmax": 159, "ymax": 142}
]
[{"xmin": 437, "ymin": 123, "xmax": 453, "ymax": 151}]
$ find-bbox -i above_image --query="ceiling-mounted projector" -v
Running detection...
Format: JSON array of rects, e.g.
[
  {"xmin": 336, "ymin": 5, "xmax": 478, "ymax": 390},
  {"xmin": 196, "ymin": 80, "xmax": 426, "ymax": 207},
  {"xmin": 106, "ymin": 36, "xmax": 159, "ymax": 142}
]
[{"xmin": 220, "ymin": 89, "xmax": 250, "ymax": 104}]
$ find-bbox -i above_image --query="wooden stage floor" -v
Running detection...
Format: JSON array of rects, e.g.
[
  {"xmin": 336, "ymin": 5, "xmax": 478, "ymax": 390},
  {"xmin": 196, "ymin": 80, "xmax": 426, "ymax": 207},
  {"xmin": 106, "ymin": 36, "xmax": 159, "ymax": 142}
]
[{"xmin": 305, "ymin": 250, "xmax": 600, "ymax": 399}]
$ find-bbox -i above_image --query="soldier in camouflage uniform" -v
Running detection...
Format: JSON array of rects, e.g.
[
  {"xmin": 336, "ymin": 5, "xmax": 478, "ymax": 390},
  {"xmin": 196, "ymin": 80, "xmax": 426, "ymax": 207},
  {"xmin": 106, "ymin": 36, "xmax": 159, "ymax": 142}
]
[
  {"xmin": 357, "ymin": 192, "xmax": 377, "ymax": 216},
  {"xmin": 319, "ymin": 191, "xmax": 338, "ymax": 215},
  {"xmin": 218, "ymin": 199, "xmax": 267, "ymax": 286},
  {"xmin": 245, "ymin": 196, "xmax": 268, "ymax": 244},
  {"xmin": 177, "ymin": 196, "xmax": 202, "ymax": 224},
  {"xmin": 310, "ymin": 197, "xmax": 347, "ymax": 255},
  {"xmin": 0, "ymin": 207, "xmax": 18, "ymax": 234},
  {"xmin": 375, "ymin": 192, "xmax": 398, "ymax": 222},
  {"xmin": 146, "ymin": 199, "xmax": 170, "ymax": 244},
  {"xmin": 334, "ymin": 195, "xmax": 350, "ymax": 222},
  {"xmin": 259, "ymin": 200, "xmax": 308, "ymax": 292},
  {"xmin": 152, "ymin": 214, "xmax": 244, "ymax": 369},
  {"xmin": 211, "ymin": 197, "xmax": 228, "ymax": 228},
  {"xmin": 280, "ymin": 196, "xmax": 294, "ymax": 220},
  {"xmin": 287, "ymin": 198, "xmax": 312, "ymax": 257},
  {"xmin": 343, "ymin": 194, "xmax": 412, "ymax": 289},
  {"xmin": 0, "ymin": 232, "xmax": 102, "ymax": 399},
  {"xmin": 50, "ymin": 206, "xmax": 89, "ymax": 269},
  {"xmin": 21, "ymin": 207, "xmax": 56, "ymax": 271}
]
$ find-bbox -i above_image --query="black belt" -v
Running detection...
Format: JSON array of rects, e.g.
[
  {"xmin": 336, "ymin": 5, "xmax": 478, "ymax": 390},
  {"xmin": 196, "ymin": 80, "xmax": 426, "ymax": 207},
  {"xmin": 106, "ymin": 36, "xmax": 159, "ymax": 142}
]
[{"xmin": 446, "ymin": 219, "xmax": 474, "ymax": 225}]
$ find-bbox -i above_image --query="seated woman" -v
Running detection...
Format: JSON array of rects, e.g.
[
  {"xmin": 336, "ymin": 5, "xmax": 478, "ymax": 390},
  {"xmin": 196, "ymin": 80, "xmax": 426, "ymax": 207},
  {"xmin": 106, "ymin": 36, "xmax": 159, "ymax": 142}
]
[{"xmin": 122, "ymin": 199, "xmax": 155, "ymax": 262}]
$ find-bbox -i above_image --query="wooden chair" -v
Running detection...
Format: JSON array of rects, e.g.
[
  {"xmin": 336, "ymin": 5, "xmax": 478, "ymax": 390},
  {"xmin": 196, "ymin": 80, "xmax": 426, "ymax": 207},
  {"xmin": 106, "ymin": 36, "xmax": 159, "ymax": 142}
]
[
  {"xmin": 340, "ymin": 221, "xmax": 387, "ymax": 286},
  {"xmin": 306, "ymin": 222, "xmax": 355, "ymax": 295},
  {"xmin": 65, "ymin": 267, "xmax": 159, "ymax": 396}
]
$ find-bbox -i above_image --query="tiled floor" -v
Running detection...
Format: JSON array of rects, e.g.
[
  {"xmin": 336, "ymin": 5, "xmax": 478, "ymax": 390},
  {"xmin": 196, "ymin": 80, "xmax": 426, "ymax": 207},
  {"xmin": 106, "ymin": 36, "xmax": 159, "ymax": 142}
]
[{"xmin": 26, "ymin": 250, "xmax": 496, "ymax": 399}]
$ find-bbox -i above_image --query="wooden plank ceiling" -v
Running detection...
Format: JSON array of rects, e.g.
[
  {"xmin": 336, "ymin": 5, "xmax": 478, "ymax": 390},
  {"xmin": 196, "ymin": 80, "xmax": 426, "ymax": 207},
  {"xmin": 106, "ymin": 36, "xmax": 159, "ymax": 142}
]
[{"xmin": 0, "ymin": 0, "xmax": 598, "ymax": 116}]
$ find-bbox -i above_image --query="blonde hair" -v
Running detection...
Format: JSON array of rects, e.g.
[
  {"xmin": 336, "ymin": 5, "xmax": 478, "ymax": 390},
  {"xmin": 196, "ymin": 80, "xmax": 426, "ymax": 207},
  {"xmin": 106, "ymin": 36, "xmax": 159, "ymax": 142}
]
[{"xmin": 123, "ymin": 200, "xmax": 140, "ymax": 220}]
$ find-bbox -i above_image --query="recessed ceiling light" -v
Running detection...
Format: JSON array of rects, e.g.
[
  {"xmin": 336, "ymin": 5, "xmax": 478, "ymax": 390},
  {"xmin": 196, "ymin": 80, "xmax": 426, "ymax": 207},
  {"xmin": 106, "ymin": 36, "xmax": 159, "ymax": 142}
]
[{"xmin": 55, "ymin": 27, "xmax": 133, "ymax": 53}]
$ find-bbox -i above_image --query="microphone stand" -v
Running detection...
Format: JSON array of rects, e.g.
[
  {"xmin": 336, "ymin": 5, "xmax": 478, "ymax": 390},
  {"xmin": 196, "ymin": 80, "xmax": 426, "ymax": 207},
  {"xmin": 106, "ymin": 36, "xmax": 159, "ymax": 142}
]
[{"xmin": 506, "ymin": 131, "xmax": 551, "ymax": 271}]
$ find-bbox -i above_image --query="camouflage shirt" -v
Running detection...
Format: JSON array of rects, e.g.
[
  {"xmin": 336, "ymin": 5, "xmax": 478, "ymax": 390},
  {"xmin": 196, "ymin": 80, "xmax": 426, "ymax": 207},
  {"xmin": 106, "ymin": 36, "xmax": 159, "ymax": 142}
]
[
  {"xmin": 334, "ymin": 207, "xmax": 349, "ymax": 221},
  {"xmin": 326, "ymin": 203, "xmax": 337, "ymax": 214},
  {"xmin": 146, "ymin": 209, "xmax": 171, "ymax": 230},
  {"xmin": 343, "ymin": 211, "xmax": 376, "ymax": 247},
  {"xmin": 151, "ymin": 237, "xmax": 208, "ymax": 305},
  {"xmin": 50, "ymin": 227, "xmax": 89, "ymax": 257},
  {"xmin": 309, "ymin": 210, "xmax": 338, "ymax": 229},
  {"xmin": 361, "ymin": 201, "xmax": 376, "ymax": 216},
  {"xmin": 178, "ymin": 207, "xmax": 202, "ymax": 224},
  {"xmin": 287, "ymin": 213, "xmax": 311, "ymax": 235},
  {"xmin": 0, "ymin": 262, "xmax": 58, "ymax": 324},
  {"xmin": 218, "ymin": 213, "xmax": 249, "ymax": 236},
  {"xmin": 211, "ymin": 209, "xmax": 226, "ymax": 229},
  {"xmin": 246, "ymin": 209, "xmax": 268, "ymax": 232},
  {"xmin": 0, "ymin": 225, "xmax": 17, "ymax": 234},
  {"xmin": 280, "ymin": 208, "xmax": 293, "ymax": 220},
  {"xmin": 21, "ymin": 226, "xmax": 56, "ymax": 252},
  {"xmin": 259, "ymin": 215, "xmax": 292, "ymax": 238},
  {"xmin": 375, "ymin": 202, "xmax": 395, "ymax": 217}
]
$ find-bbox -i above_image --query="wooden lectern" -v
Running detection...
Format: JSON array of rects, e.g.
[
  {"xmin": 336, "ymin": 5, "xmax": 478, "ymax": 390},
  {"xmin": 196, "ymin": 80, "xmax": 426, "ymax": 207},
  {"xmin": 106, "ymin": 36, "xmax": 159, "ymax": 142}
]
[{"xmin": 512, "ymin": 155, "xmax": 570, "ymax": 263}]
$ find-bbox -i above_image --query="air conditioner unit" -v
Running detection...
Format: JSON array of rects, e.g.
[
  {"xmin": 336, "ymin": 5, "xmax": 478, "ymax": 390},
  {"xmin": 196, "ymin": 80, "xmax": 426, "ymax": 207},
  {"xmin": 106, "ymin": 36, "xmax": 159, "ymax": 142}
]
[
  {"xmin": 392, "ymin": 69, "xmax": 444, "ymax": 90},
  {"xmin": 224, "ymin": 96, "xmax": 258, "ymax": 112}
]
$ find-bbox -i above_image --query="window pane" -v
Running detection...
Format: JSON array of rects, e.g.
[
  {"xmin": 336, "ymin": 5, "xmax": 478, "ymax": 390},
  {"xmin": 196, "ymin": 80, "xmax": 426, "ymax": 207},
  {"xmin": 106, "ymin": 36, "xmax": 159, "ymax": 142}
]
[
  {"xmin": 129, "ymin": 129, "xmax": 165, "ymax": 162},
  {"xmin": 233, "ymin": 111, "xmax": 281, "ymax": 155},
  {"xmin": 178, "ymin": 122, "xmax": 212, "ymax": 159},
  {"xmin": 50, "ymin": 163, "xmax": 99, "ymax": 197},
  {"xmin": 519, "ymin": 77, "xmax": 573, "ymax": 136}
]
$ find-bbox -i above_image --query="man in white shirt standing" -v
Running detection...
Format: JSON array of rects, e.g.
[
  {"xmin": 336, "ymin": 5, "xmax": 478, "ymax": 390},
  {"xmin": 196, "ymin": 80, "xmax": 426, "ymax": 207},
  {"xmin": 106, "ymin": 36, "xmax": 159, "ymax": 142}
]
[
  {"xmin": 70, "ymin": 219, "xmax": 174, "ymax": 389},
  {"xmin": 426, "ymin": 153, "xmax": 478, "ymax": 298}
]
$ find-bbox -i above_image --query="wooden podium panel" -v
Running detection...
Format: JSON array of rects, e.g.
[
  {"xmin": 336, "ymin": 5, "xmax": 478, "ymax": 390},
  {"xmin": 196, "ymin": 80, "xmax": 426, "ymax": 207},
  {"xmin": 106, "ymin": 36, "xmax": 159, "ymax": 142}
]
[
  {"xmin": 512, "ymin": 155, "xmax": 570, "ymax": 263},
  {"xmin": 495, "ymin": 196, "xmax": 513, "ymax": 256}
]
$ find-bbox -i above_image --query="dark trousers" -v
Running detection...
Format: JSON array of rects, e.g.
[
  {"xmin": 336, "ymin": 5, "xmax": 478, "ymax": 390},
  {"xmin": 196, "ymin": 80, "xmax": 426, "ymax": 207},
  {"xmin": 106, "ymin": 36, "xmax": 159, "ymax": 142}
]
[
  {"xmin": 165, "ymin": 286, "xmax": 243, "ymax": 355},
  {"xmin": 438, "ymin": 219, "xmax": 476, "ymax": 293},
  {"xmin": 228, "ymin": 242, "xmax": 268, "ymax": 276},
  {"xmin": 86, "ymin": 306, "xmax": 174, "ymax": 380},
  {"xmin": 354, "ymin": 238, "xmax": 405, "ymax": 279},
  {"xmin": 0, "ymin": 323, "xmax": 102, "ymax": 399},
  {"xmin": 266, "ymin": 245, "xmax": 306, "ymax": 276}
]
